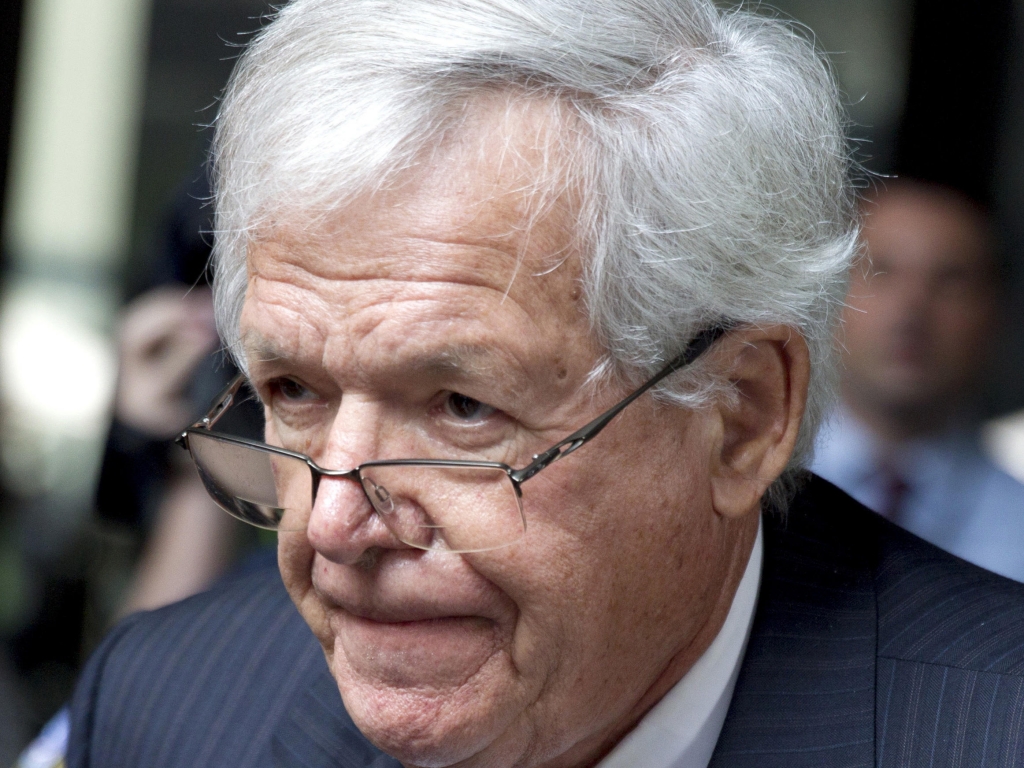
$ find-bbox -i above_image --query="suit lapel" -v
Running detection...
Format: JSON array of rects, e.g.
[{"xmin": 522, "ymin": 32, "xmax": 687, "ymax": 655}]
[
  {"xmin": 710, "ymin": 478, "xmax": 879, "ymax": 768},
  {"xmin": 271, "ymin": 649, "xmax": 401, "ymax": 768}
]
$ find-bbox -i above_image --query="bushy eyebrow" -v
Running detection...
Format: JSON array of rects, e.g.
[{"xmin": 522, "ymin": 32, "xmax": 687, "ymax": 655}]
[
  {"xmin": 415, "ymin": 344, "xmax": 505, "ymax": 378},
  {"xmin": 240, "ymin": 330, "xmax": 523, "ymax": 397},
  {"xmin": 404, "ymin": 348, "xmax": 529, "ymax": 415},
  {"xmin": 241, "ymin": 333, "xmax": 289, "ymax": 365}
]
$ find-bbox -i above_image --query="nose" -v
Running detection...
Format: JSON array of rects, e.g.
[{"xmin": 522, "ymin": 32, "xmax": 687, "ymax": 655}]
[
  {"xmin": 306, "ymin": 474, "xmax": 408, "ymax": 565},
  {"xmin": 303, "ymin": 398, "xmax": 409, "ymax": 565}
]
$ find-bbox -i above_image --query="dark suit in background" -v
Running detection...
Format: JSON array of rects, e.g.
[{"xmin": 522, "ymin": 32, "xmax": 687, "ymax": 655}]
[{"xmin": 67, "ymin": 478, "xmax": 1024, "ymax": 767}]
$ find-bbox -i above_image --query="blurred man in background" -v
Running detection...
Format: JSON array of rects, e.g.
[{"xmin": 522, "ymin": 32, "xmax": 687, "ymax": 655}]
[{"xmin": 814, "ymin": 179, "xmax": 1024, "ymax": 581}]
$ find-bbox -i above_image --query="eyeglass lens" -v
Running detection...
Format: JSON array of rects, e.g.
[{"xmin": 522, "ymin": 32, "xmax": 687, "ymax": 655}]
[{"xmin": 187, "ymin": 431, "xmax": 526, "ymax": 552}]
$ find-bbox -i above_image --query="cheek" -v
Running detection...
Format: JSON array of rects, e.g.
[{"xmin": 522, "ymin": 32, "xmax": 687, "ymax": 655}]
[
  {"xmin": 277, "ymin": 531, "xmax": 313, "ymax": 585},
  {"xmin": 469, "ymin": 518, "xmax": 586, "ymax": 674},
  {"xmin": 936, "ymin": 299, "xmax": 991, "ymax": 338},
  {"xmin": 932, "ymin": 311, "xmax": 991, "ymax": 376},
  {"xmin": 481, "ymin": 424, "xmax": 716, "ymax": 707},
  {"xmin": 454, "ymin": 486, "xmax": 623, "ymax": 726},
  {"xmin": 277, "ymin": 533, "xmax": 326, "ymax": 637}
]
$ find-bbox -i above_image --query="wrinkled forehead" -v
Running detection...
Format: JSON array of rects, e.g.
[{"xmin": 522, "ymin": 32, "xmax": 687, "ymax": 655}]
[{"xmin": 237, "ymin": 95, "xmax": 593, "ymax": 372}]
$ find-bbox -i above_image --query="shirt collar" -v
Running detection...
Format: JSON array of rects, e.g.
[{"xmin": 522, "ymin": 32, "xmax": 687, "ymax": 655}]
[{"xmin": 597, "ymin": 516, "xmax": 763, "ymax": 768}]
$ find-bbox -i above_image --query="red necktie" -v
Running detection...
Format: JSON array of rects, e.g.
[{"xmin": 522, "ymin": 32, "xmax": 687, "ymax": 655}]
[{"xmin": 879, "ymin": 466, "xmax": 910, "ymax": 525}]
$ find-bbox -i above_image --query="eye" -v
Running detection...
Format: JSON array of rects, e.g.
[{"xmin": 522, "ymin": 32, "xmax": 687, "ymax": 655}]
[
  {"xmin": 270, "ymin": 377, "xmax": 315, "ymax": 402},
  {"xmin": 443, "ymin": 392, "xmax": 496, "ymax": 422}
]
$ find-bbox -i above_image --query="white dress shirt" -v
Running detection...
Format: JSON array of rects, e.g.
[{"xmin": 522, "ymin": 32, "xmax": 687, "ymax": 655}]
[
  {"xmin": 813, "ymin": 405, "xmax": 1024, "ymax": 582},
  {"xmin": 598, "ymin": 519, "xmax": 762, "ymax": 768}
]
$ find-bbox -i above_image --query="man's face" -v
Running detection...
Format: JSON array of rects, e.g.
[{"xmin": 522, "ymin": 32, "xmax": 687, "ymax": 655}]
[
  {"xmin": 240, "ymin": 102, "xmax": 741, "ymax": 767},
  {"xmin": 841, "ymin": 186, "xmax": 996, "ymax": 429}
]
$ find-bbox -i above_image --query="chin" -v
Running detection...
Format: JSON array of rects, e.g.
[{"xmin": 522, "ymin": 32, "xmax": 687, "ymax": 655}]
[{"xmin": 331, "ymin": 656, "xmax": 522, "ymax": 768}]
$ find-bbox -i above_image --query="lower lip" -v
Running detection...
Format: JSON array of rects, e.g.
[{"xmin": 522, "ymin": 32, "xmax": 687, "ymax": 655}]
[{"xmin": 334, "ymin": 613, "xmax": 500, "ymax": 687}]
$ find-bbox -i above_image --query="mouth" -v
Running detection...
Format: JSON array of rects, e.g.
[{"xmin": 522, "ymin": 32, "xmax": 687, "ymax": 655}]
[
  {"xmin": 338, "ymin": 598, "xmax": 487, "ymax": 624},
  {"xmin": 331, "ymin": 610, "xmax": 503, "ymax": 688},
  {"xmin": 308, "ymin": 548, "xmax": 513, "ymax": 626},
  {"xmin": 304, "ymin": 551, "xmax": 515, "ymax": 688}
]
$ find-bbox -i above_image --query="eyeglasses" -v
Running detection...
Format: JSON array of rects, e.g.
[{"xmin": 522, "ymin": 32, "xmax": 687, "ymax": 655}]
[{"xmin": 176, "ymin": 325, "xmax": 728, "ymax": 553}]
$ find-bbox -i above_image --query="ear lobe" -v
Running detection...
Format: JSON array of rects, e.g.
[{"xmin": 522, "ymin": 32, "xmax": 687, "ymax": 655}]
[{"xmin": 708, "ymin": 326, "xmax": 809, "ymax": 519}]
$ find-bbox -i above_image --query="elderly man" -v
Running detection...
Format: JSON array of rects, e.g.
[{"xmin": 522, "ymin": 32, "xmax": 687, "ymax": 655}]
[{"xmin": 68, "ymin": 1, "xmax": 1024, "ymax": 766}]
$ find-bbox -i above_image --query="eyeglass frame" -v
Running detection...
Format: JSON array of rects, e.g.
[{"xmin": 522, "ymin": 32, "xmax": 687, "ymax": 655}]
[{"xmin": 175, "ymin": 323, "xmax": 729, "ymax": 524}]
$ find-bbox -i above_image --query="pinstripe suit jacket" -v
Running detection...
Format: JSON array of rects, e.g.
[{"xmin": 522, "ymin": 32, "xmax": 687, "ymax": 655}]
[{"xmin": 68, "ymin": 477, "xmax": 1024, "ymax": 767}]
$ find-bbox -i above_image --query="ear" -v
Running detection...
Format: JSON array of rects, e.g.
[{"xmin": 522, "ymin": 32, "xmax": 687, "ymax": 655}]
[{"xmin": 707, "ymin": 325, "xmax": 809, "ymax": 519}]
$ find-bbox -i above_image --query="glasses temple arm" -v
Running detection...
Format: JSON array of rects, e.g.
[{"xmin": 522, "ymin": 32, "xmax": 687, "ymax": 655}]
[
  {"xmin": 511, "ymin": 325, "xmax": 729, "ymax": 483},
  {"xmin": 196, "ymin": 372, "xmax": 247, "ymax": 430}
]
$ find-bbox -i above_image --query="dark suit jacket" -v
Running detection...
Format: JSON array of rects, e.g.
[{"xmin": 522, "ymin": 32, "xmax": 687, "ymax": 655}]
[{"xmin": 68, "ymin": 478, "xmax": 1024, "ymax": 767}]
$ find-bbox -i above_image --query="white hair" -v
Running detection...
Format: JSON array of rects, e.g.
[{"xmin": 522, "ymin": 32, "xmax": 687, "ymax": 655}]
[{"xmin": 211, "ymin": 0, "xmax": 859, "ymax": 495}]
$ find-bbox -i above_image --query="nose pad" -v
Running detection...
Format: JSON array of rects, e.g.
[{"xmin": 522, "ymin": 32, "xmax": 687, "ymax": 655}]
[
  {"xmin": 306, "ymin": 474, "xmax": 404, "ymax": 564},
  {"xmin": 362, "ymin": 476, "xmax": 393, "ymax": 512}
]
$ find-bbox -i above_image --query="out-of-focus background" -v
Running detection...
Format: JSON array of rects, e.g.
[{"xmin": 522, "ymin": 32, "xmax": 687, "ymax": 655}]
[
  {"xmin": 0, "ymin": 0, "xmax": 273, "ymax": 758},
  {"xmin": 0, "ymin": 0, "xmax": 1023, "ymax": 760}
]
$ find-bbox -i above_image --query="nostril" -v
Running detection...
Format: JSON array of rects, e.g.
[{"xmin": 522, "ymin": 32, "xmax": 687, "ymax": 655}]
[{"xmin": 353, "ymin": 546, "xmax": 383, "ymax": 570}]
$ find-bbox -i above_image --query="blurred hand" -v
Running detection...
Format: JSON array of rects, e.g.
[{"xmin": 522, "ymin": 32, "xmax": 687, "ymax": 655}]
[{"xmin": 115, "ymin": 285, "xmax": 219, "ymax": 437}]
